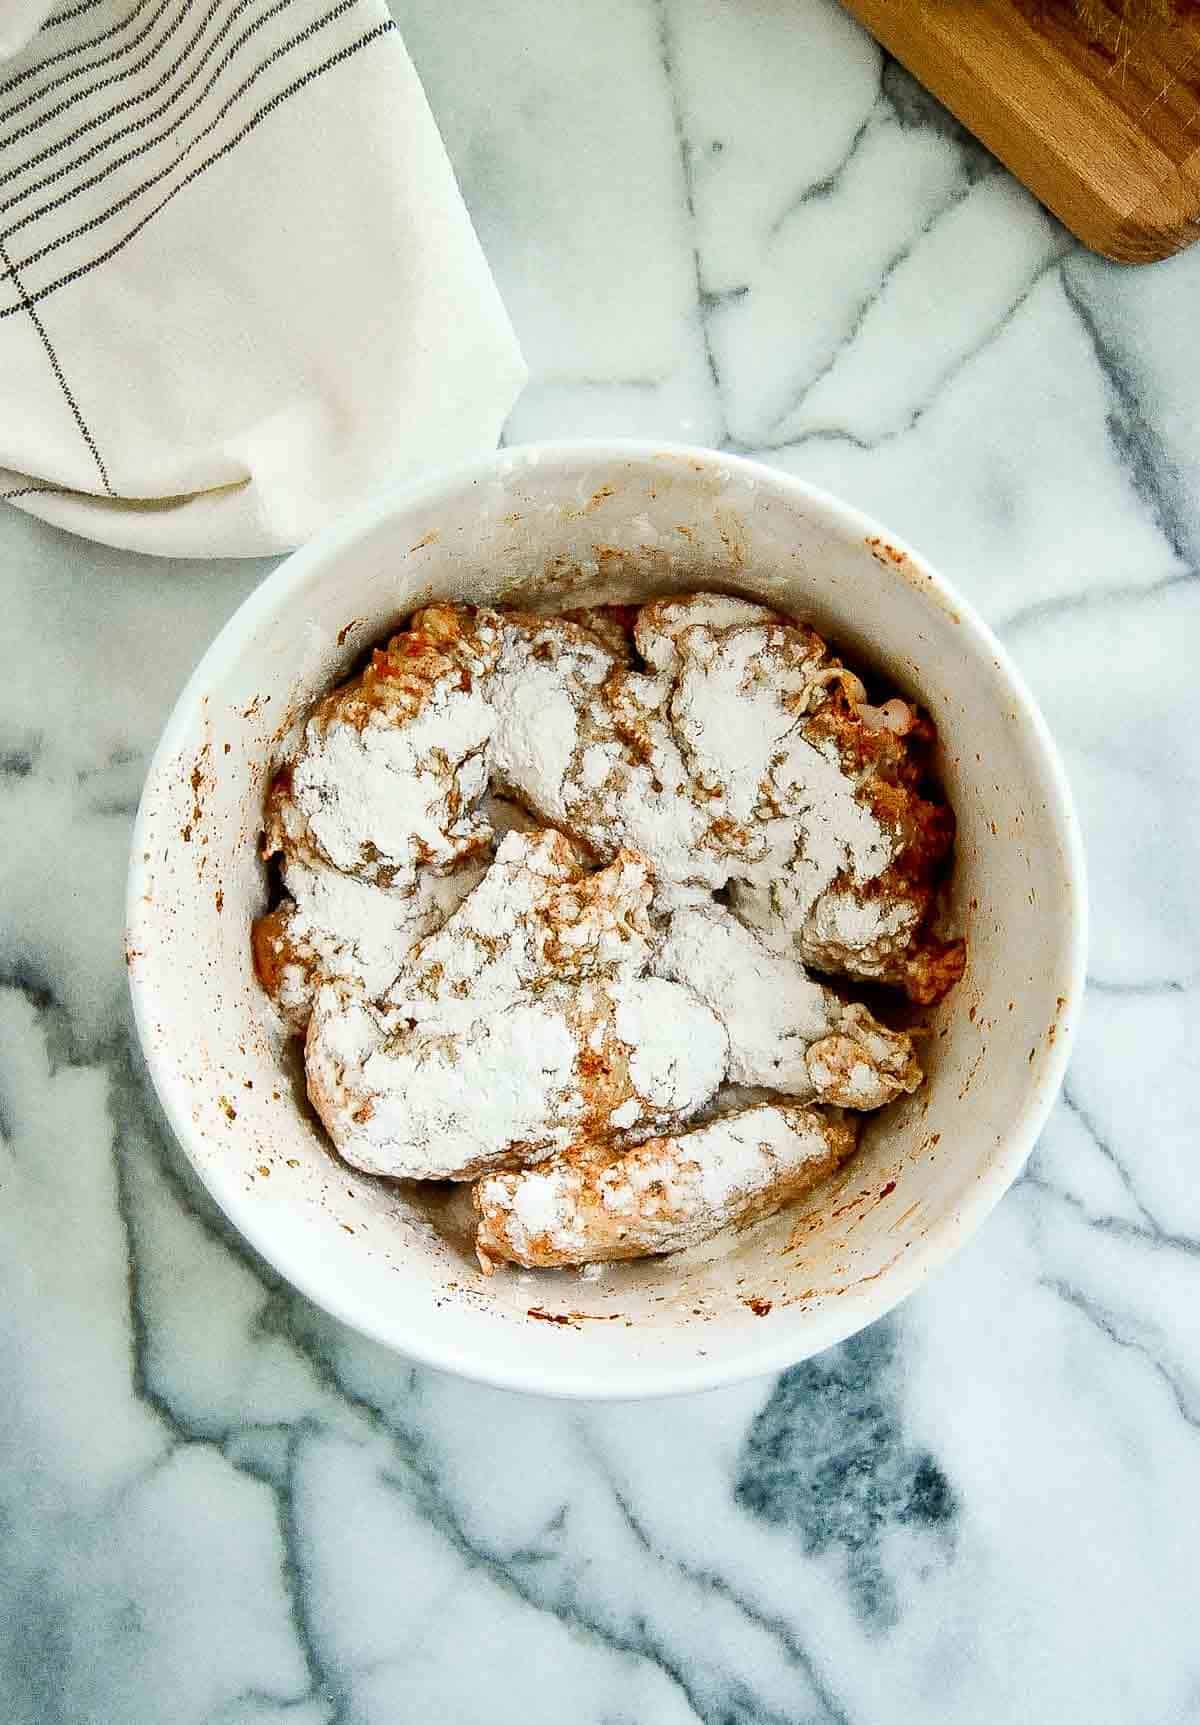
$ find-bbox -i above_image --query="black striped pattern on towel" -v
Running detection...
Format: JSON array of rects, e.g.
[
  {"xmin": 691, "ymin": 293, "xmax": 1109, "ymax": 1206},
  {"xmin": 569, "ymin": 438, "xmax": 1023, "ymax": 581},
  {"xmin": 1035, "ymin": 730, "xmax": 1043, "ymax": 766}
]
[
  {"xmin": 0, "ymin": 0, "xmax": 395, "ymax": 499},
  {"xmin": 1, "ymin": 0, "xmax": 394, "ymax": 319}
]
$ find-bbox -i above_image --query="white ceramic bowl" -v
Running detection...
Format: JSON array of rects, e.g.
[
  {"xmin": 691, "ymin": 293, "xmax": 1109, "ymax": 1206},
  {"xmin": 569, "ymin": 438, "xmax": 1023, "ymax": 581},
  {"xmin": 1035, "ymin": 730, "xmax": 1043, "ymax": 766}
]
[{"xmin": 127, "ymin": 442, "xmax": 1085, "ymax": 1398}]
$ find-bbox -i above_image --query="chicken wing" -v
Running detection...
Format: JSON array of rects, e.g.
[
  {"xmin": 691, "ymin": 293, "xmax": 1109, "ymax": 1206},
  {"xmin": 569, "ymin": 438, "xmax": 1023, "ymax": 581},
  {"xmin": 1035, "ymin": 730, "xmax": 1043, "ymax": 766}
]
[
  {"xmin": 653, "ymin": 902, "xmax": 921, "ymax": 1108},
  {"xmin": 262, "ymin": 604, "xmax": 500, "ymax": 891},
  {"xmin": 304, "ymin": 830, "xmax": 729, "ymax": 1180},
  {"xmin": 474, "ymin": 1100, "xmax": 858, "ymax": 1269}
]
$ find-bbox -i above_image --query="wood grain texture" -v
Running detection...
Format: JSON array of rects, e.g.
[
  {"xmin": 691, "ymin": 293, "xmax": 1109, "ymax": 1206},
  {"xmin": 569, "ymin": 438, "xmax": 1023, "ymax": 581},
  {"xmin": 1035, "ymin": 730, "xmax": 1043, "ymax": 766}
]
[{"xmin": 838, "ymin": 0, "xmax": 1200, "ymax": 261}]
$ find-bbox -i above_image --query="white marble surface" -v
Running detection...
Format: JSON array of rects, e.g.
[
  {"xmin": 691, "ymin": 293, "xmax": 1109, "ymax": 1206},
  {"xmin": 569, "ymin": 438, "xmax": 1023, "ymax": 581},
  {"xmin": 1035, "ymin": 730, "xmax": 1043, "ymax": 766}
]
[{"xmin": 3, "ymin": 1, "xmax": 1200, "ymax": 1720}]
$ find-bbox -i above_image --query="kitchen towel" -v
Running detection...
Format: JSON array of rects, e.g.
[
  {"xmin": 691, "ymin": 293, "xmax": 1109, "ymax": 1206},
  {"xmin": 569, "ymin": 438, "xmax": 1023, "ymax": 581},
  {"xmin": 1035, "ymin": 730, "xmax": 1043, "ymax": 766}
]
[{"xmin": 0, "ymin": 0, "xmax": 526, "ymax": 556}]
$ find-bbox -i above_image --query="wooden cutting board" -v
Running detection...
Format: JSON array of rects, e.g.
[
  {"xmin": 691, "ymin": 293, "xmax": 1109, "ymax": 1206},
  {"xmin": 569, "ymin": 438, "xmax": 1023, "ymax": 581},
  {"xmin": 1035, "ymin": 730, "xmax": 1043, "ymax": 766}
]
[{"xmin": 837, "ymin": 0, "xmax": 1200, "ymax": 261}]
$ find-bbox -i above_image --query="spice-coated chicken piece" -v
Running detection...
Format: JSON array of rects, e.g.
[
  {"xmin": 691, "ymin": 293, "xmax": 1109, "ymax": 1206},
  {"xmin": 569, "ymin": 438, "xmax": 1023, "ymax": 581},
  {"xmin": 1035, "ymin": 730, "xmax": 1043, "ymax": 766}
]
[
  {"xmin": 251, "ymin": 853, "xmax": 485, "ymax": 1034},
  {"xmin": 653, "ymin": 903, "xmax": 922, "ymax": 1108},
  {"xmin": 262, "ymin": 604, "xmax": 501, "ymax": 891},
  {"xmin": 253, "ymin": 791, "xmax": 537, "ymax": 1034},
  {"xmin": 489, "ymin": 597, "xmax": 961, "ymax": 1000},
  {"xmin": 650, "ymin": 604, "xmax": 964, "ymax": 1003},
  {"xmin": 474, "ymin": 1100, "xmax": 859, "ymax": 1270},
  {"xmin": 486, "ymin": 610, "xmax": 727, "ymax": 884},
  {"xmin": 724, "ymin": 672, "xmax": 965, "ymax": 1002},
  {"xmin": 488, "ymin": 602, "xmax": 822, "ymax": 884},
  {"xmin": 304, "ymin": 830, "xmax": 728, "ymax": 1181}
]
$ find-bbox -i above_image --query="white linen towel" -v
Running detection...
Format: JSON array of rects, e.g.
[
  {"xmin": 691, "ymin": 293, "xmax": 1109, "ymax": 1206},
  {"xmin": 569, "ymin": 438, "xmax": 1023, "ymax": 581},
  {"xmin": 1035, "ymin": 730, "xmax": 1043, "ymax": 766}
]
[{"xmin": 0, "ymin": 0, "xmax": 526, "ymax": 556}]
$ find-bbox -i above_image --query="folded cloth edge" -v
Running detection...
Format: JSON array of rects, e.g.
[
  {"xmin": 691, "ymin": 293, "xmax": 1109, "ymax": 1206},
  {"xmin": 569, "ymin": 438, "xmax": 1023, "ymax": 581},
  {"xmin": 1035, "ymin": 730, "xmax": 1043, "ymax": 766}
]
[{"xmin": 0, "ymin": 2, "xmax": 527, "ymax": 559}]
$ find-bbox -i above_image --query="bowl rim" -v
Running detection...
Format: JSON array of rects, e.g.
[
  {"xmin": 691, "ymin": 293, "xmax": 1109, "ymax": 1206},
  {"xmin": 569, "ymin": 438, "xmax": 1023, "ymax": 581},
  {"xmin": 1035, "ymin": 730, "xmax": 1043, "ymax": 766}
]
[{"xmin": 127, "ymin": 438, "xmax": 1088, "ymax": 1399}]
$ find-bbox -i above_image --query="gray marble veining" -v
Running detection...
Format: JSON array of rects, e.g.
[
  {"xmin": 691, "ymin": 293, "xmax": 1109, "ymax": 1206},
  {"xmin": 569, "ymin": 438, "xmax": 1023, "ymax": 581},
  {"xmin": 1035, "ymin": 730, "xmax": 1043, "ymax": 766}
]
[{"xmin": 3, "ymin": 1, "xmax": 1199, "ymax": 1720}]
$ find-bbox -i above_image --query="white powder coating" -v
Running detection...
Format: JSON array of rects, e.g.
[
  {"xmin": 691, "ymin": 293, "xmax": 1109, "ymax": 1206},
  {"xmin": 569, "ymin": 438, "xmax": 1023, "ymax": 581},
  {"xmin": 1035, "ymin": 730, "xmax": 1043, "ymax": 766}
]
[
  {"xmin": 255, "ymin": 592, "xmax": 958, "ymax": 1257},
  {"xmin": 652, "ymin": 904, "xmax": 921, "ymax": 1108},
  {"xmin": 634, "ymin": 593, "xmax": 782, "ymax": 672},
  {"xmin": 729, "ymin": 868, "xmax": 923, "ymax": 982},
  {"xmin": 306, "ymin": 983, "xmax": 582, "ymax": 1181},
  {"xmin": 608, "ymin": 1097, "xmax": 642, "ymax": 1130},
  {"xmin": 668, "ymin": 622, "xmax": 893, "ymax": 920},
  {"xmin": 580, "ymin": 742, "xmax": 620, "ymax": 789},
  {"xmin": 482, "ymin": 601, "xmax": 910, "ymax": 942},
  {"xmin": 670, "ymin": 623, "xmax": 823, "ymax": 821},
  {"xmin": 487, "ymin": 614, "xmax": 619, "ymax": 828},
  {"xmin": 291, "ymin": 686, "xmax": 494, "ymax": 884},
  {"xmin": 474, "ymin": 1102, "xmax": 859, "ymax": 1269},
  {"xmin": 304, "ymin": 829, "xmax": 727, "ymax": 1179},
  {"xmin": 256, "ymin": 790, "xmax": 530, "ymax": 1034},
  {"xmin": 653, "ymin": 904, "xmax": 838, "ymax": 1092},
  {"xmin": 386, "ymin": 827, "xmax": 599, "ymax": 1031},
  {"xmin": 489, "ymin": 612, "xmax": 721, "ymax": 886},
  {"xmin": 274, "ymin": 606, "xmax": 502, "ymax": 890},
  {"xmin": 612, "ymin": 975, "xmax": 730, "ymax": 1113},
  {"xmin": 795, "ymin": 884, "xmax": 921, "ymax": 975},
  {"xmin": 262, "ymin": 853, "xmax": 488, "ymax": 1031}
]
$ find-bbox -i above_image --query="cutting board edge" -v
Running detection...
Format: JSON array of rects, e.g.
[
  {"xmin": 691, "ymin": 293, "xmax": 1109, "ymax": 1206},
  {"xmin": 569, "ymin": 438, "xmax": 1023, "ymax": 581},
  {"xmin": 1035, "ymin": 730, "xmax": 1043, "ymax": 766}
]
[{"xmin": 839, "ymin": 0, "xmax": 1200, "ymax": 263}]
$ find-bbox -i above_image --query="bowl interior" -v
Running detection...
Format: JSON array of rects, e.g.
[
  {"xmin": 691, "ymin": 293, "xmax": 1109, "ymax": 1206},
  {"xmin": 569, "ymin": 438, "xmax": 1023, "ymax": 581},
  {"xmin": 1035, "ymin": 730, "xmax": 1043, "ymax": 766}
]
[{"xmin": 128, "ymin": 445, "xmax": 1083, "ymax": 1396}]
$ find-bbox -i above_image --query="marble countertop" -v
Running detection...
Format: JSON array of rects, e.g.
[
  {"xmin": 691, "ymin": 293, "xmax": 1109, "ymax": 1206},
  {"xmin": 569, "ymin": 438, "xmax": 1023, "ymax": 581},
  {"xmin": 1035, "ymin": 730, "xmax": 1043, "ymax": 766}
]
[{"xmin": 4, "ymin": 1, "xmax": 1199, "ymax": 1720}]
